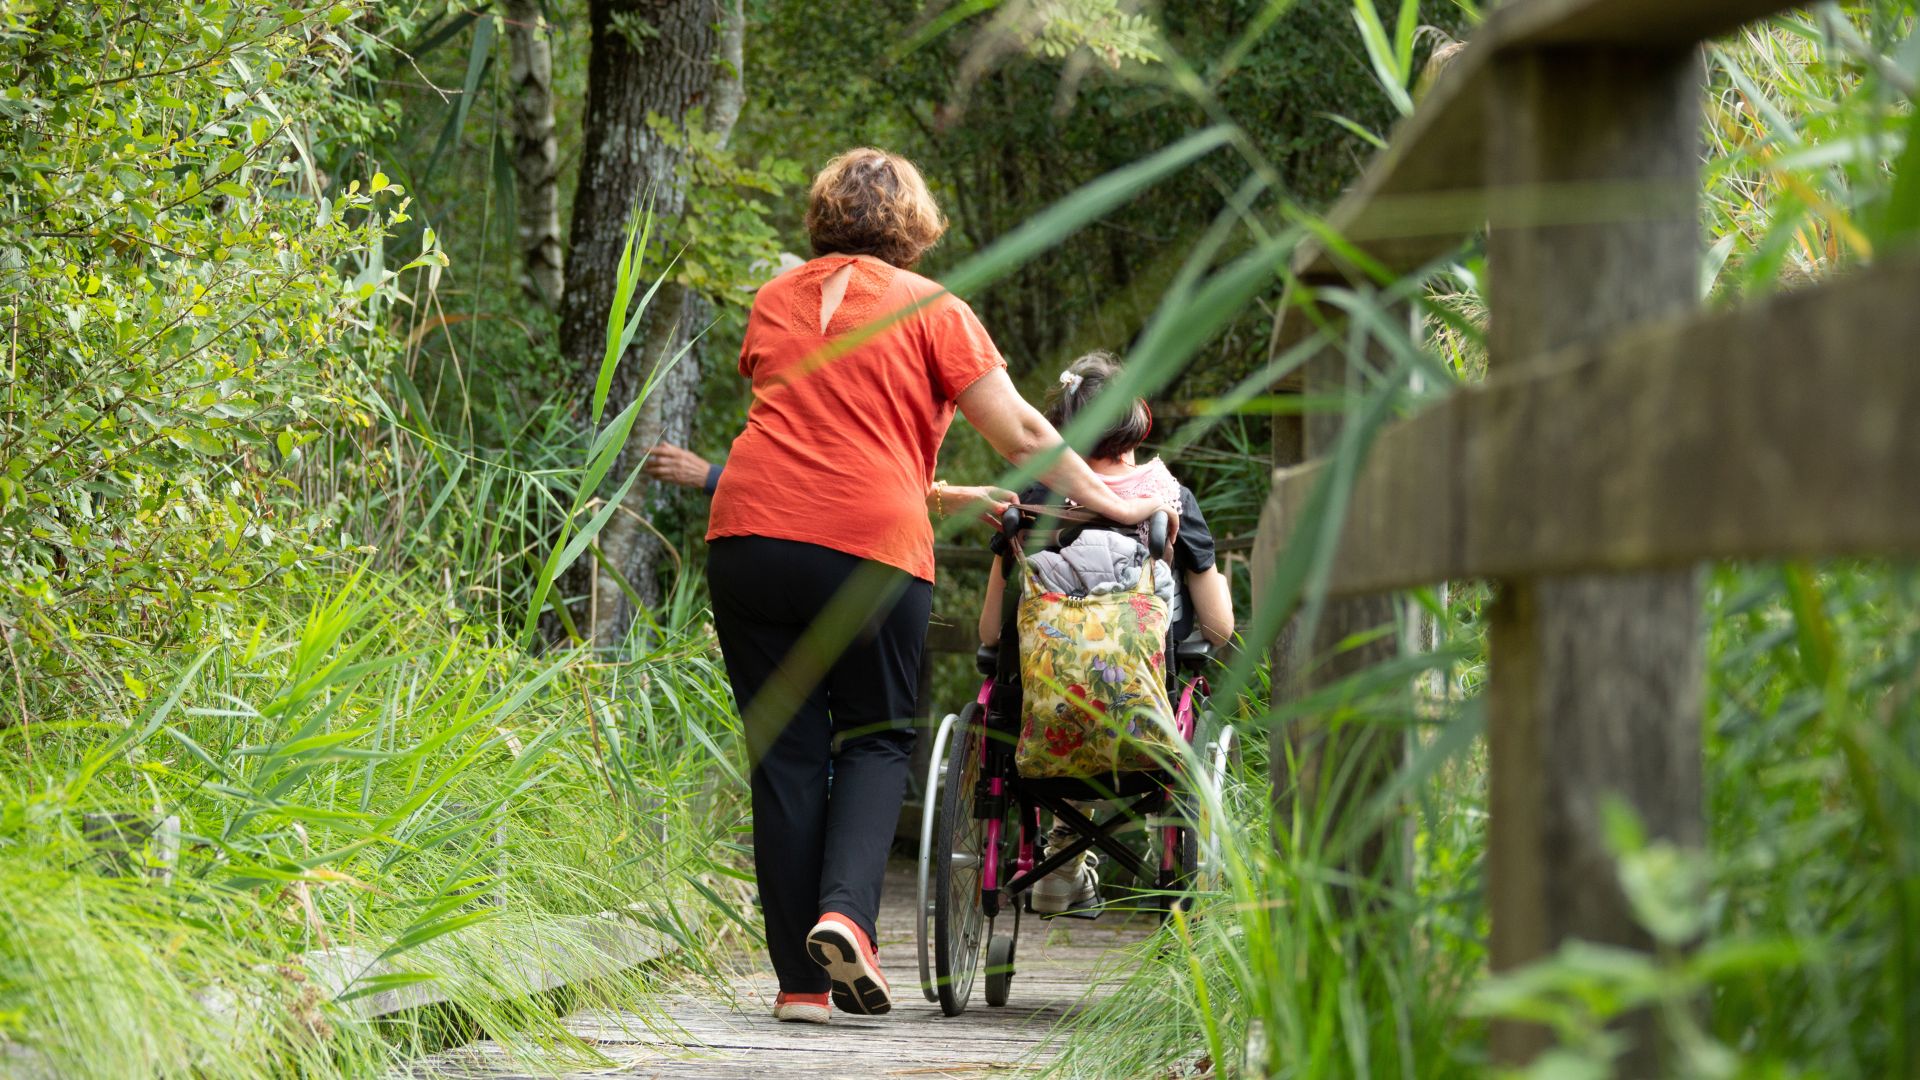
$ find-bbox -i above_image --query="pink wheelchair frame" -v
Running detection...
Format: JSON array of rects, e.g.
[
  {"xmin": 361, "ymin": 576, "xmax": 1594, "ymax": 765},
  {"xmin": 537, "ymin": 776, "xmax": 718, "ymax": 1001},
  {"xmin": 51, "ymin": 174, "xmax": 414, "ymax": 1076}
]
[{"xmin": 913, "ymin": 506, "xmax": 1232, "ymax": 1017}]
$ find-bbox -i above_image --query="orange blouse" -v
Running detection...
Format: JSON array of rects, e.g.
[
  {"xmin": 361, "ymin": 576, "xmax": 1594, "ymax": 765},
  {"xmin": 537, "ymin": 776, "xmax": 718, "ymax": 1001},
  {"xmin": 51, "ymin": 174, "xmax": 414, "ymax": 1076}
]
[{"xmin": 707, "ymin": 256, "xmax": 1006, "ymax": 581}]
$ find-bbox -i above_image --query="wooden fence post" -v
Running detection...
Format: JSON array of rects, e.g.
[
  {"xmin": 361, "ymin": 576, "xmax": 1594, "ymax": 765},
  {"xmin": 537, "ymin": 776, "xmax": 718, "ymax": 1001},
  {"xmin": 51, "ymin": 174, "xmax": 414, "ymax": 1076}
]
[
  {"xmin": 1268, "ymin": 302, "xmax": 1406, "ymax": 885},
  {"xmin": 1268, "ymin": 342, "xmax": 1306, "ymax": 820},
  {"xmin": 1483, "ymin": 45, "xmax": 1706, "ymax": 1073}
]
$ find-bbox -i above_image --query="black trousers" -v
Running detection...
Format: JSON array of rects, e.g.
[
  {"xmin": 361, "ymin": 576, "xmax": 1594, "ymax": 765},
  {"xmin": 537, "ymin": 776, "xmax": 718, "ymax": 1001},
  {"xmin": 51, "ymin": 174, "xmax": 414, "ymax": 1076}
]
[{"xmin": 707, "ymin": 536, "xmax": 928, "ymax": 994}]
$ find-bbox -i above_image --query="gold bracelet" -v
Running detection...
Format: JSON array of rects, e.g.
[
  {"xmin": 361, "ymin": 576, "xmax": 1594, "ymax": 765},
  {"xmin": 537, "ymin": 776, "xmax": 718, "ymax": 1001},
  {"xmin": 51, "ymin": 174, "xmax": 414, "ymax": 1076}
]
[{"xmin": 933, "ymin": 480, "xmax": 946, "ymax": 517}]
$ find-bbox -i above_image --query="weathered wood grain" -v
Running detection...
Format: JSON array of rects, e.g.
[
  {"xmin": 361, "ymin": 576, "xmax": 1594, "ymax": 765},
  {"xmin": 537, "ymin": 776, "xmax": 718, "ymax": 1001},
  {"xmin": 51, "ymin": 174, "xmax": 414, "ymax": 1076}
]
[
  {"xmin": 1482, "ymin": 41, "xmax": 1705, "ymax": 1075},
  {"xmin": 1294, "ymin": 0, "xmax": 1801, "ymax": 281},
  {"xmin": 302, "ymin": 907, "xmax": 674, "ymax": 1022},
  {"xmin": 1257, "ymin": 255, "xmax": 1920, "ymax": 594},
  {"xmin": 398, "ymin": 863, "xmax": 1157, "ymax": 1079}
]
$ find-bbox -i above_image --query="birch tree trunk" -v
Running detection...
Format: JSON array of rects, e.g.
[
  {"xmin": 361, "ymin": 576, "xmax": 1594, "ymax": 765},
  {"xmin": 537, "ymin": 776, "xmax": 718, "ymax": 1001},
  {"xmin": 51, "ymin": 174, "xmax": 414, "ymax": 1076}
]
[
  {"xmin": 558, "ymin": 0, "xmax": 744, "ymax": 646},
  {"xmin": 503, "ymin": 0, "xmax": 564, "ymax": 307}
]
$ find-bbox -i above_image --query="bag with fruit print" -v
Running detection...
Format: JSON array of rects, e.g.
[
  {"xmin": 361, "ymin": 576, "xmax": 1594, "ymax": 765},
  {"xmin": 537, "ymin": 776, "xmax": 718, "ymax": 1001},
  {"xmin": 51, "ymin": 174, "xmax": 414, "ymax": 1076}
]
[{"xmin": 1014, "ymin": 558, "xmax": 1177, "ymax": 779}]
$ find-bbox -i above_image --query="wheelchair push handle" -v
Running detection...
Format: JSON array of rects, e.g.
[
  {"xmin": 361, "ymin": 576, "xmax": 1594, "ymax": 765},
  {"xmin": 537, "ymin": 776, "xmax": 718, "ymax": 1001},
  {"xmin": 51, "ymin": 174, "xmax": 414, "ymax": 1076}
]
[
  {"xmin": 1000, "ymin": 503, "xmax": 1024, "ymax": 539},
  {"xmin": 1147, "ymin": 508, "xmax": 1172, "ymax": 562},
  {"xmin": 995, "ymin": 503, "xmax": 1175, "ymax": 559}
]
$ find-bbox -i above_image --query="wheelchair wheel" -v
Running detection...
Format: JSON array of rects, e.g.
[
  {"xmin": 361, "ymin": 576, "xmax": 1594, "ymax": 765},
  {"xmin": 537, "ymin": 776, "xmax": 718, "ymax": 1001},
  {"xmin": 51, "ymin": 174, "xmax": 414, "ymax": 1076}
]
[
  {"xmin": 933, "ymin": 702, "xmax": 989, "ymax": 1016},
  {"xmin": 915, "ymin": 710, "xmax": 960, "ymax": 1003}
]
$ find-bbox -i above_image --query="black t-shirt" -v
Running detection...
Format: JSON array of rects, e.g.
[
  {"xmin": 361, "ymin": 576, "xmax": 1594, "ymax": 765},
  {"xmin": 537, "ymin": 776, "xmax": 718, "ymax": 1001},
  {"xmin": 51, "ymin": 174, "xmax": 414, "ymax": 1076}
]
[{"xmin": 1018, "ymin": 481, "xmax": 1215, "ymax": 643}]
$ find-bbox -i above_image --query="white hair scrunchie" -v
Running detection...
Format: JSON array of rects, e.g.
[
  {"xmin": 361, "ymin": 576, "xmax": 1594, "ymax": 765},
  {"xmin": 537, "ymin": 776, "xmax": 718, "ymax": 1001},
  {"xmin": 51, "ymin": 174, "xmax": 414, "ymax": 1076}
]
[{"xmin": 1058, "ymin": 370, "xmax": 1084, "ymax": 394}]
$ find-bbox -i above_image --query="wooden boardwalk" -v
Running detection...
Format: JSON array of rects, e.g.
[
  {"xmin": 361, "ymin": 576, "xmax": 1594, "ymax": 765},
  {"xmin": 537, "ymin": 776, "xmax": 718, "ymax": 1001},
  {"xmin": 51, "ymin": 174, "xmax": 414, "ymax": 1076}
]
[{"xmin": 402, "ymin": 862, "xmax": 1156, "ymax": 1079}]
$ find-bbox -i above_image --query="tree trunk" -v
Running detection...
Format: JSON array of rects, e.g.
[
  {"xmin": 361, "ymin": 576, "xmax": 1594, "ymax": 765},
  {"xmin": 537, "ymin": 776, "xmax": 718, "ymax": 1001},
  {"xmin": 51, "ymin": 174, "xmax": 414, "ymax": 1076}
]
[
  {"xmin": 504, "ymin": 0, "xmax": 565, "ymax": 308},
  {"xmin": 557, "ymin": 0, "xmax": 744, "ymax": 645}
]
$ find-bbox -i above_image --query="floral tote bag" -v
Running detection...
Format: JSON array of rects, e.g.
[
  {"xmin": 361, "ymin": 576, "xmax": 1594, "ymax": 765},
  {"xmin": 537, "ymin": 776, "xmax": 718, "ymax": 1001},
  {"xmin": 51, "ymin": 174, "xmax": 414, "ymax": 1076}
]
[{"xmin": 1015, "ymin": 560, "xmax": 1177, "ymax": 779}]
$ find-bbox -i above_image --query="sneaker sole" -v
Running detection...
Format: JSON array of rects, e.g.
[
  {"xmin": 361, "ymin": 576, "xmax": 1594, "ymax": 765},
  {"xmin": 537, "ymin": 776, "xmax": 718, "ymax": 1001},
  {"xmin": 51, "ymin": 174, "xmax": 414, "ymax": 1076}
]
[
  {"xmin": 805, "ymin": 922, "xmax": 892, "ymax": 1015},
  {"xmin": 774, "ymin": 1002, "xmax": 831, "ymax": 1024}
]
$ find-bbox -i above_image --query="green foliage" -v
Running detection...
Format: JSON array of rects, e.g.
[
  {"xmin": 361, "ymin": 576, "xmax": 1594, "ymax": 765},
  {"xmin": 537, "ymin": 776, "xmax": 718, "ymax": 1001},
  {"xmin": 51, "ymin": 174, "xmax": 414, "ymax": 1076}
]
[
  {"xmin": 0, "ymin": 0, "xmax": 445, "ymax": 652},
  {"xmin": 0, "ymin": 5, "xmax": 753, "ymax": 1076},
  {"xmin": 1045, "ymin": 602, "xmax": 1487, "ymax": 1079},
  {"xmin": 647, "ymin": 108, "xmax": 802, "ymax": 303},
  {"xmin": 978, "ymin": 0, "xmax": 1163, "ymax": 65},
  {"xmin": 4, "ymin": 0, "xmax": 1910, "ymax": 1075},
  {"xmin": 1704, "ymin": 12, "xmax": 1917, "ymax": 294},
  {"xmin": 738, "ymin": 0, "xmax": 1432, "ymax": 375},
  {"xmin": 1029, "ymin": 5, "xmax": 1918, "ymax": 1078},
  {"xmin": 1350, "ymin": 0, "xmax": 1426, "ymax": 115},
  {"xmin": 0, "ymin": 576, "xmax": 749, "ymax": 1079}
]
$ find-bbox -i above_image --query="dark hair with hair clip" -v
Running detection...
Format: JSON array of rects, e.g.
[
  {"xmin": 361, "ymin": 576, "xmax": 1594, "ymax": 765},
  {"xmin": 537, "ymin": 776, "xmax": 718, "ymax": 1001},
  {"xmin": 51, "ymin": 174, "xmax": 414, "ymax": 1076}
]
[{"xmin": 1041, "ymin": 351, "xmax": 1153, "ymax": 461}]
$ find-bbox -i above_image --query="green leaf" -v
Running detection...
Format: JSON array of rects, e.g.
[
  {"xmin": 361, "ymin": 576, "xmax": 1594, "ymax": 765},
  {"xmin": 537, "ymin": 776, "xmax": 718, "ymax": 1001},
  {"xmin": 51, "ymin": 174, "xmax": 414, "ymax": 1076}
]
[
  {"xmin": 1392, "ymin": 0, "xmax": 1420, "ymax": 79},
  {"xmin": 423, "ymin": 14, "xmax": 497, "ymax": 184},
  {"xmin": 1350, "ymin": 0, "xmax": 1414, "ymax": 116},
  {"xmin": 334, "ymin": 970, "xmax": 439, "ymax": 1004},
  {"xmin": 593, "ymin": 197, "xmax": 658, "ymax": 425},
  {"xmin": 1881, "ymin": 100, "xmax": 1920, "ymax": 248}
]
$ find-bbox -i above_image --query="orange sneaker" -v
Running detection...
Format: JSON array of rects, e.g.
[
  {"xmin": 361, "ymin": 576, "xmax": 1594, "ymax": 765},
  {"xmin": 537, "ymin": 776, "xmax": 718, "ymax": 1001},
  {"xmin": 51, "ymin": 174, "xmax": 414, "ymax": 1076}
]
[
  {"xmin": 805, "ymin": 913, "xmax": 892, "ymax": 1015},
  {"xmin": 773, "ymin": 990, "xmax": 831, "ymax": 1024}
]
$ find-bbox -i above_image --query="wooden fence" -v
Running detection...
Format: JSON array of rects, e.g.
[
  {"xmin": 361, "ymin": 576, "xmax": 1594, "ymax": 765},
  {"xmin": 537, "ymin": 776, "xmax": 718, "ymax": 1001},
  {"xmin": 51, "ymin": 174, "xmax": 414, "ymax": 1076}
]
[{"xmin": 1254, "ymin": 0, "xmax": 1916, "ymax": 1072}]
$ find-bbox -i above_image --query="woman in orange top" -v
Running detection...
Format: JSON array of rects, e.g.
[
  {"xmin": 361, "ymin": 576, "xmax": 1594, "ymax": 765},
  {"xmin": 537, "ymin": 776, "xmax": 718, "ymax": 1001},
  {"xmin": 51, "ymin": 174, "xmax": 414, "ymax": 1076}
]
[{"xmin": 705, "ymin": 148, "xmax": 1157, "ymax": 1024}]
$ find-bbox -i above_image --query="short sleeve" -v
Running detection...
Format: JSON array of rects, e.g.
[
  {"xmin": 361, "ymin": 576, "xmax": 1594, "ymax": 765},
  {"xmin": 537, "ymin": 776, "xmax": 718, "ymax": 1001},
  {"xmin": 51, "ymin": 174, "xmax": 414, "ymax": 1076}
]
[
  {"xmin": 927, "ymin": 296, "xmax": 1006, "ymax": 401},
  {"xmin": 1173, "ymin": 485, "xmax": 1215, "ymax": 573}
]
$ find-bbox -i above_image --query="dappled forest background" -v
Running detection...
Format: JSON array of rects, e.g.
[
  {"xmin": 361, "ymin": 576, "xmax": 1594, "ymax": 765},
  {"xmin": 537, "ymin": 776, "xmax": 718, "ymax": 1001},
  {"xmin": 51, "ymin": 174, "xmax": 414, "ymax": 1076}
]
[
  {"xmin": 4, "ymin": 1, "xmax": 1919, "ymax": 1078},
  {"xmin": 387, "ymin": 0, "xmax": 1420, "ymax": 612}
]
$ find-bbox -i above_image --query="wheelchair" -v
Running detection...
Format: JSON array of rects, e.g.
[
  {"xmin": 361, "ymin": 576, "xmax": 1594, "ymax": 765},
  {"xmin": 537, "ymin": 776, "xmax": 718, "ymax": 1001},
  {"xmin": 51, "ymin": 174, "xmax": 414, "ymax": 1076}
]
[{"xmin": 913, "ymin": 505, "xmax": 1236, "ymax": 1017}]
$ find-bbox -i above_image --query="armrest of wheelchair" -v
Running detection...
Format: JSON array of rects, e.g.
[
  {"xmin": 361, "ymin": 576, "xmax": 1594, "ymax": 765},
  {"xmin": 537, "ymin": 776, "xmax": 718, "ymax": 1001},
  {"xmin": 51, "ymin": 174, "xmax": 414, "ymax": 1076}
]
[
  {"xmin": 975, "ymin": 643, "xmax": 999, "ymax": 677},
  {"xmin": 1175, "ymin": 634, "xmax": 1213, "ymax": 672}
]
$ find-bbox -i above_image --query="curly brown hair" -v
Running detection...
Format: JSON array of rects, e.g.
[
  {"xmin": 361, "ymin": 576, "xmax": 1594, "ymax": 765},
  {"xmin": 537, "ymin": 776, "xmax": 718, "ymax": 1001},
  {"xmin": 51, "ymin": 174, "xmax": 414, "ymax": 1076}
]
[{"xmin": 803, "ymin": 148, "xmax": 947, "ymax": 269}]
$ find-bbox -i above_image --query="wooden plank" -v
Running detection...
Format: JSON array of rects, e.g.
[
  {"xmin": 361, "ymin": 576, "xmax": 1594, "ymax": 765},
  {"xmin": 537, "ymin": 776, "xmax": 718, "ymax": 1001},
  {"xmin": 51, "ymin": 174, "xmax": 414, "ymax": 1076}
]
[
  {"xmin": 1294, "ymin": 0, "xmax": 1800, "ymax": 281},
  {"xmin": 300, "ymin": 906, "xmax": 674, "ymax": 1022},
  {"xmin": 399, "ymin": 862, "xmax": 1158, "ymax": 1079},
  {"xmin": 924, "ymin": 618, "xmax": 979, "ymax": 656},
  {"xmin": 1215, "ymin": 534, "xmax": 1255, "ymax": 555},
  {"xmin": 1258, "ymin": 255, "xmax": 1920, "ymax": 593},
  {"xmin": 1482, "ymin": 42, "xmax": 1704, "ymax": 1075},
  {"xmin": 932, "ymin": 542, "xmax": 995, "ymax": 569}
]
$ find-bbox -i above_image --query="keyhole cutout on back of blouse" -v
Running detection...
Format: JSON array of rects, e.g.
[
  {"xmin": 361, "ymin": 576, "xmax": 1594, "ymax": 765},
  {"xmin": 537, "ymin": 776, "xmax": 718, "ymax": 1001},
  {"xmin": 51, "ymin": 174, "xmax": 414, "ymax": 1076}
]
[{"xmin": 818, "ymin": 262, "xmax": 854, "ymax": 334}]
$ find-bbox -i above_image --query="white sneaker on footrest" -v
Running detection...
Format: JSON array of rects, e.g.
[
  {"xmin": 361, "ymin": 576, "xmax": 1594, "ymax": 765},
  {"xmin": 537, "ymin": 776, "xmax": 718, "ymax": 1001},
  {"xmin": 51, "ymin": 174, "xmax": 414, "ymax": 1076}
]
[{"xmin": 1031, "ymin": 829, "xmax": 1101, "ymax": 914}]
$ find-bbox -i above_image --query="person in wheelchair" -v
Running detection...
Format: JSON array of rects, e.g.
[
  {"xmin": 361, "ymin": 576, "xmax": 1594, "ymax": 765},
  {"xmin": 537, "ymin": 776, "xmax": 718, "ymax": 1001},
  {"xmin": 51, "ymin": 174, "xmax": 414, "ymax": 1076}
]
[{"xmin": 975, "ymin": 351, "xmax": 1235, "ymax": 914}]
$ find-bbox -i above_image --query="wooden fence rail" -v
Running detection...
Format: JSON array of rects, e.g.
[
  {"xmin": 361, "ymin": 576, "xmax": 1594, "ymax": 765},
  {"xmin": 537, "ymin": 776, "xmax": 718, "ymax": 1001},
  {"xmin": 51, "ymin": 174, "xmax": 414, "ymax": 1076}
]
[
  {"xmin": 1257, "ymin": 258, "xmax": 1920, "ymax": 595},
  {"xmin": 1251, "ymin": 0, "xmax": 1909, "ymax": 1073}
]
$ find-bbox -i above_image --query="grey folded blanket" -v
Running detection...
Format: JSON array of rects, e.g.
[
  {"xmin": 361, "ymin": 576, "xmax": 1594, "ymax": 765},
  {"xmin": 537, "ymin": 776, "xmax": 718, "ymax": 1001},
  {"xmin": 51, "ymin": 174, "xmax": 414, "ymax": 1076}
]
[{"xmin": 1027, "ymin": 529, "xmax": 1182, "ymax": 625}]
